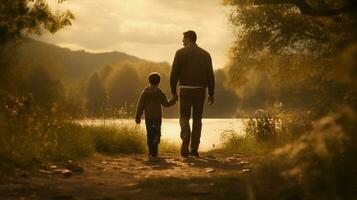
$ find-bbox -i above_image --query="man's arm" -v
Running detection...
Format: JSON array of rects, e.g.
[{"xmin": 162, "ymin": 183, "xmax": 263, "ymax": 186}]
[
  {"xmin": 170, "ymin": 50, "xmax": 181, "ymax": 95},
  {"xmin": 135, "ymin": 92, "xmax": 145, "ymax": 123},
  {"xmin": 207, "ymin": 53, "xmax": 215, "ymax": 98}
]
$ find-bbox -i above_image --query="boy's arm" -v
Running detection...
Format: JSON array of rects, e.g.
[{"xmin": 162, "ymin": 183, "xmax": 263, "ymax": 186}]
[
  {"xmin": 135, "ymin": 92, "xmax": 145, "ymax": 123},
  {"xmin": 161, "ymin": 91, "xmax": 176, "ymax": 107}
]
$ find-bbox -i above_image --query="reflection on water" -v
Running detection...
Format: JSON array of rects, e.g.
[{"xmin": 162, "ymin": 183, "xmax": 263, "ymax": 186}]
[{"xmin": 78, "ymin": 118, "xmax": 245, "ymax": 151}]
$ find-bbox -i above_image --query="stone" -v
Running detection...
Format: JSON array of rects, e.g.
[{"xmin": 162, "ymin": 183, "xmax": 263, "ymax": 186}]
[
  {"xmin": 62, "ymin": 169, "xmax": 73, "ymax": 177},
  {"xmin": 66, "ymin": 163, "xmax": 84, "ymax": 173},
  {"xmin": 205, "ymin": 168, "xmax": 215, "ymax": 173},
  {"xmin": 38, "ymin": 169, "xmax": 52, "ymax": 175},
  {"xmin": 20, "ymin": 172, "xmax": 30, "ymax": 178},
  {"xmin": 239, "ymin": 161, "xmax": 249, "ymax": 165},
  {"xmin": 49, "ymin": 165, "xmax": 57, "ymax": 170}
]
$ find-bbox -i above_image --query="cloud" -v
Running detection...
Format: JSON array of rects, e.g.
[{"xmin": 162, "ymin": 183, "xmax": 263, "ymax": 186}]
[{"xmin": 37, "ymin": 0, "xmax": 234, "ymax": 68}]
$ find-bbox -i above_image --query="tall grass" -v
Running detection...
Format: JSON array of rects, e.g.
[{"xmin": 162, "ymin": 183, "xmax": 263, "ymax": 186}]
[
  {"xmin": 221, "ymin": 107, "xmax": 290, "ymax": 155},
  {"xmin": 221, "ymin": 105, "xmax": 357, "ymax": 199},
  {"xmin": 90, "ymin": 125, "xmax": 146, "ymax": 155},
  {"xmin": 0, "ymin": 92, "xmax": 178, "ymax": 169}
]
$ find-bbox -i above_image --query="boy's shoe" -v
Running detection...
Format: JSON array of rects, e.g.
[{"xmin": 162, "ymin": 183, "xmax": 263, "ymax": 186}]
[
  {"xmin": 152, "ymin": 146, "xmax": 158, "ymax": 157},
  {"xmin": 148, "ymin": 156, "xmax": 160, "ymax": 162},
  {"xmin": 190, "ymin": 150, "xmax": 199, "ymax": 157}
]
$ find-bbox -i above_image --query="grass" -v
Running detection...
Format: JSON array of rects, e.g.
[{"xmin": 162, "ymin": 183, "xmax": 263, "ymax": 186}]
[
  {"xmin": 218, "ymin": 129, "xmax": 286, "ymax": 156},
  {"xmin": 90, "ymin": 125, "xmax": 147, "ymax": 155},
  {"xmin": 0, "ymin": 119, "xmax": 179, "ymax": 170}
]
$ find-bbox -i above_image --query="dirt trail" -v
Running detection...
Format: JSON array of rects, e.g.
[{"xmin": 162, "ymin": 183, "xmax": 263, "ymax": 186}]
[{"xmin": 0, "ymin": 153, "xmax": 253, "ymax": 200}]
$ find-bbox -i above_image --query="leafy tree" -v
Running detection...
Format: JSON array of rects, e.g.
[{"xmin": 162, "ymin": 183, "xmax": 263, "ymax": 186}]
[
  {"xmin": 106, "ymin": 62, "xmax": 141, "ymax": 113},
  {"xmin": 0, "ymin": 0, "xmax": 74, "ymax": 43},
  {"xmin": 224, "ymin": 0, "xmax": 356, "ymax": 115},
  {"xmin": 98, "ymin": 64, "xmax": 114, "ymax": 81},
  {"xmin": 0, "ymin": 0, "xmax": 74, "ymax": 92},
  {"xmin": 86, "ymin": 72, "xmax": 106, "ymax": 116},
  {"xmin": 17, "ymin": 64, "xmax": 64, "ymax": 111}
]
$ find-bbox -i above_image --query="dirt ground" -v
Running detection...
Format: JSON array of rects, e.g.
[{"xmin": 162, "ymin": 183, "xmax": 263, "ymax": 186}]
[{"xmin": 0, "ymin": 153, "xmax": 254, "ymax": 200}]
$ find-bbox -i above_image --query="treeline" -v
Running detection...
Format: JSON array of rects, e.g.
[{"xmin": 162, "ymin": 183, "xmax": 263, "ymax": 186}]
[
  {"xmin": 85, "ymin": 61, "xmax": 239, "ymax": 118},
  {"xmin": 1, "ymin": 39, "xmax": 239, "ymax": 118}
]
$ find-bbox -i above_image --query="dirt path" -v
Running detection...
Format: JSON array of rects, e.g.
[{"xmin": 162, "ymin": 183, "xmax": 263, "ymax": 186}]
[{"xmin": 0, "ymin": 153, "xmax": 253, "ymax": 200}]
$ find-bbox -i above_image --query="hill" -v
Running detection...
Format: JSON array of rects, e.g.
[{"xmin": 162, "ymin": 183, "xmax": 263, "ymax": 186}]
[{"xmin": 14, "ymin": 38, "xmax": 141, "ymax": 79}]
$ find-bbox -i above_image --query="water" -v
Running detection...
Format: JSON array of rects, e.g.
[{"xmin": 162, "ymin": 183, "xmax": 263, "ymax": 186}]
[{"xmin": 78, "ymin": 118, "xmax": 245, "ymax": 151}]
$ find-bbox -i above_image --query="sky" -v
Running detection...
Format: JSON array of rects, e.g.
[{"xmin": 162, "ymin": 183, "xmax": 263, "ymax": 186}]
[{"xmin": 37, "ymin": 0, "xmax": 234, "ymax": 69}]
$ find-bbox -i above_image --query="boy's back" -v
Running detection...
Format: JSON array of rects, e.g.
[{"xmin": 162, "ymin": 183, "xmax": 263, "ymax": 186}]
[{"xmin": 135, "ymin": 85, "xmax": 175, "ymax": 120}]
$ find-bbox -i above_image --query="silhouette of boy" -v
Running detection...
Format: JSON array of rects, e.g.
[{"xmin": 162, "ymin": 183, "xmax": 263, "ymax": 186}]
[{"xmin": 135, "ymin": 72, "xmax": 177, "ymax": 157}]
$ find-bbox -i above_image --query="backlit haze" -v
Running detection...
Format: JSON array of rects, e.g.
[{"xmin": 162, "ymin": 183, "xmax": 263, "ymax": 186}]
[{"xmin": 37, "ymin": 0, "xmax": 234, "ymax": 69}]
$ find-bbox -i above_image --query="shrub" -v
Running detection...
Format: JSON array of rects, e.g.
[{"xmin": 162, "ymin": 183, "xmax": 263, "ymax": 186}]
[{"xmin": 91, "ymin": 125, "xmax": 146, "ymax": 155}]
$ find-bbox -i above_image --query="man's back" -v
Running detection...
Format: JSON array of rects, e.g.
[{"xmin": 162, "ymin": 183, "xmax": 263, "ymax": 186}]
[{"xmin": 170, "ymin": 44, "xmax": 215, "ymax": 96}]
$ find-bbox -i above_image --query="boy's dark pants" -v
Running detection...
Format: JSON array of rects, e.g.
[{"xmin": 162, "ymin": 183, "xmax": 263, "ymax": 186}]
[
  {"xmin": 179, "ymin": 88, "xmax": 206, "ymax": 156},
  {"xmin": 145, "ymin": 118, "xmax": 162, "ymax": 157}
]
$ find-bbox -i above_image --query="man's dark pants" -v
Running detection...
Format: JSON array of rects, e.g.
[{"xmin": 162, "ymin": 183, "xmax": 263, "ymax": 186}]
[
  {"xmin": 179, "ymin": 88, "xmax": 205, "ymax": 157},
  {"xmin": 145, "ymin": 118, "xmax": 162, "ymax": 157}
]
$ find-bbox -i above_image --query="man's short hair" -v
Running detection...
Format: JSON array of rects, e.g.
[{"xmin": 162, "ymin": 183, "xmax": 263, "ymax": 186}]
[
  {"xmin": 149, "ymin": 72, "xmax": 161, "ymax": 85},
  {"xmin": 183, "ymin": 30, "xmax": 197, "ymax": 43}
]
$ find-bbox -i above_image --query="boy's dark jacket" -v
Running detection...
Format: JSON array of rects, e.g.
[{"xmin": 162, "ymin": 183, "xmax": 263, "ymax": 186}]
[{"xmin": 135, "ymin": 86, "xmax": 175, "ymax": 121}]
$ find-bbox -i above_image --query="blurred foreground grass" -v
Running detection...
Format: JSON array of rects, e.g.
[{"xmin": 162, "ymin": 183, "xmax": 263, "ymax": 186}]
[{"xmin": 0, "ymin": 120, "xmax": 179, "ymax": 169}]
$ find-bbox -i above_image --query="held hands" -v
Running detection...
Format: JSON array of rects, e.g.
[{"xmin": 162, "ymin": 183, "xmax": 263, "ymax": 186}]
[
  {"xmin": 172, "ymin": 94, "xmax": 178, "ymax": 102},
  {"xmin": 135, "ymin": 117, "xmax": 141, "ymax": 124},
  {"xmin": 169, "ymin": 94, "xmax": 178, "ymax": 104},
  {"xmin": 208, "ymin": 95, "xmax": 214, "ymax": 105}
]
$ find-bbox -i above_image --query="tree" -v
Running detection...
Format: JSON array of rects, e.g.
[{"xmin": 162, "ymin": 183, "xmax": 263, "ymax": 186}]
[
  {"xmin": 224, "ymin": 0, "xmax": 356, "ymax": 115},
  {"xmin": 86, "ymin": 72, "xmax": 106, "ymax": 116},
  {"xmin": 252, "ymin": 0, "xmax": 357, "ymax": 16},
  {"xmin": 106, "ymin": 63, "xmax": 141, "ymax": 113},
  {"xmin": 0, "ymin": 0, "xmax": 74, "ymax": 92},
  {"xmin": 98, "ymin": 64, "xmax": 113, "ymax": 81},
  {"xmin": 19, "ymin": 64, "xmax": 64, "ymax": 109},
  {"xmin": 0, "ymin": 0, "xmax": 74, "ymax": 43}
]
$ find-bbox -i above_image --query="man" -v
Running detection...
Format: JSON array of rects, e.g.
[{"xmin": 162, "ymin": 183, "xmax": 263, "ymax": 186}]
[{"xmin": 170, "ymin": 30, "xmax": 215, "ymax": 157}]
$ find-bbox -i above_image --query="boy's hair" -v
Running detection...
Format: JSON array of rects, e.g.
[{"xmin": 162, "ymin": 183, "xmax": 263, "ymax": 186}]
[
  {"xmin": 149, "ymin": 72, "xmax": 161, "ymax": 85},
  {"xmin": 183, "ymin": 30, "xmax": 197, "ymax": 43}
]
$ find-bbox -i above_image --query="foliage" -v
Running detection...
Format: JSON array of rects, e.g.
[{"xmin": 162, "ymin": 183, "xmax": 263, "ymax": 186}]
[
  {"xmin": 90, "ymin": 125, "xmax": 146, "ymax": 155},
  {"xmin": 224, "ymin": 0, "xmax": 357, "ymax": 116},
  {"xmin": 245, "ymin": 103, "xmax": 289, "ymax": 140},
  {"xmin": 19, "ymin": 65, "xmax": 64, "ymax": 109},
  {"xmin": 0, "ymin": 89, "xmax": 177, "ymax": 169},
  {"xmin": 221, "ymin": 104, "xmax": 289, "ymax": 155},
  {"xmin": 0, "ymin": 0, "xmax": 74, "ymax": 43},
  {"xmin": 86, "ymin": 72, "xmax": 107, "ymax": 116},
  {"xmin": 106, "ymin": 62, "xmax": 141, "ymax": 110},
  {"xmin": 269, "ymin": 107, "xmax": 357, "ymax": 199}
]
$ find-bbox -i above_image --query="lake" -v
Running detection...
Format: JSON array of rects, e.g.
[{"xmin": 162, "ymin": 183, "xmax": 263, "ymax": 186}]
[{"xmin": 79, "ymin": 118, "xmax": 245, "ymax": 151}]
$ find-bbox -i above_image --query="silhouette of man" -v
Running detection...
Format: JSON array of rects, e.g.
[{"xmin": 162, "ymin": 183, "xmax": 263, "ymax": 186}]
[{"xmin": 170, "ymin": 30, "xmax": 215, "ymax": 157}]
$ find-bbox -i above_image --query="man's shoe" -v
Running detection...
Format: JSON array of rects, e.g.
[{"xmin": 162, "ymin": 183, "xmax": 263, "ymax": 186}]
[
  {"xmin": 190, "ymin": 151, "xmax": 199, "ymax": 157},
  {"xmin": 181, "ymin": 146, "xmax": 189, "ymax": 158}
]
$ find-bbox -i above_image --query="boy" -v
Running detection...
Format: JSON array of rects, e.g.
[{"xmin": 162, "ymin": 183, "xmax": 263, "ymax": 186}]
[{"xmin": 135, "ymin": 72, "xmax": 177, "ymax": 158}]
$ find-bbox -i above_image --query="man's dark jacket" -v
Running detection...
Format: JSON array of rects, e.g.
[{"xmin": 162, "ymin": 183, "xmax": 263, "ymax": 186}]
[{"xmin": 170, "ymin": 44, "xmax": 215, "ymax": 96}]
